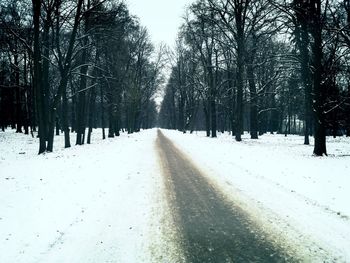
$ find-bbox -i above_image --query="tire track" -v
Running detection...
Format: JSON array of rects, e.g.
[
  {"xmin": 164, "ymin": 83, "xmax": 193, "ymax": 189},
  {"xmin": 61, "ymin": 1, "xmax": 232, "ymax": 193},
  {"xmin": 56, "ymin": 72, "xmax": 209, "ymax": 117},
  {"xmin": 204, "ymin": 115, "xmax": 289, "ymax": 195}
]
[{"xmin": 156, "ymin": 130, "xmax": 298, "ymax": 263}]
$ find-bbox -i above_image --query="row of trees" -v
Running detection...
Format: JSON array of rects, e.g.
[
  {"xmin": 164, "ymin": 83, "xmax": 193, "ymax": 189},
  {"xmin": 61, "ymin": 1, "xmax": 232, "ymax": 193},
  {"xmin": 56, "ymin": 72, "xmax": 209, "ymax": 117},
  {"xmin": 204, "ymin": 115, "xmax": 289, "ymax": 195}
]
[
  {"xmin": 0, "ymin": 0, "xmax": 162, "ymax": 153},
  {"xmin": 159, "ymin": 0, "xmax": 350, "ymax": 156}
]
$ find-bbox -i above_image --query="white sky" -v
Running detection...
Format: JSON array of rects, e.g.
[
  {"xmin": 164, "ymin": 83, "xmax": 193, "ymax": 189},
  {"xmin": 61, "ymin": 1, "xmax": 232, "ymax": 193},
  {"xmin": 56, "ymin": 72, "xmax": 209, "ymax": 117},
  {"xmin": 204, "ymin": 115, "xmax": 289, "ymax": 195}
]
[{"xmin": 126, "ymin": 0, "xmax": 190, "ymax": 48}]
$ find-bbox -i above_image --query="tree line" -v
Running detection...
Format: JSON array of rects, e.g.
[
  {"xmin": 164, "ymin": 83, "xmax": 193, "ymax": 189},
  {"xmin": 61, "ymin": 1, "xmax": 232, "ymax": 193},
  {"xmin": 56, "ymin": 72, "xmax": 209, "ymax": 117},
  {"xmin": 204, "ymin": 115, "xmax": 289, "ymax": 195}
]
[
  {"xmin": 0, "ymin": 0, "xmax": 163, "ymax": 154},
  {"xmin": 159, "ymin": 0, "xmax": 350, "ymax": 156}
]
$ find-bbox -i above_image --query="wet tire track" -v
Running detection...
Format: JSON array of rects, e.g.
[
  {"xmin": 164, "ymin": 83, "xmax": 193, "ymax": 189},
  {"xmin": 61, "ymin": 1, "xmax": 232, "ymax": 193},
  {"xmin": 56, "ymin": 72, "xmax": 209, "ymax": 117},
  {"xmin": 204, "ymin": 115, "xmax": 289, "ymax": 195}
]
[{"xmin": 156, "ymin": 130, "xmax": 297, "ymax": 263}]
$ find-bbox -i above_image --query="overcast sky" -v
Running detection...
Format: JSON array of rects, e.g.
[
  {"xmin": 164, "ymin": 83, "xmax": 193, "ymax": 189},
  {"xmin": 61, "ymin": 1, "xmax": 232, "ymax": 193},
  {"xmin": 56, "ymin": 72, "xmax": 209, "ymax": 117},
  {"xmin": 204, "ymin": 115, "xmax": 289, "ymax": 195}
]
[{"xmin": 126, "ymin": 0, "xmax": 190, "ymax": 48}]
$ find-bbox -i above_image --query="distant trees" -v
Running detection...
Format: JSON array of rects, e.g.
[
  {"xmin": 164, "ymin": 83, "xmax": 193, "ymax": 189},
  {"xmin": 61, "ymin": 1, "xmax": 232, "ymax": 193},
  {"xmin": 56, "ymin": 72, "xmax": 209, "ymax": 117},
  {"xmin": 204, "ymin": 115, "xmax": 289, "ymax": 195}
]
[
  {"xmin": 0, "ymin": 0, "xmax": 162, "ymax": 154},
  {"xmin": 2, "ymin": 0, "xmax": 350, "ymax": 157},
  {"xmin": 0, "ymin": 0, "xmax": 33, "ymax": 134},
  {"xmin": 159, "ymin": 0, "xmax": 350, "ymax": 156}
]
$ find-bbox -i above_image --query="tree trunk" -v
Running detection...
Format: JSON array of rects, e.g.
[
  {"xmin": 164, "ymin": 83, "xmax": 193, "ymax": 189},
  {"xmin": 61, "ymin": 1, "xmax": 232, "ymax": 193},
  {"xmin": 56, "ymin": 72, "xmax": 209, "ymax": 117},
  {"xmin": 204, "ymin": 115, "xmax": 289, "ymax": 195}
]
[
  {"xmin": 311, "ymin": 0, "xmax": 327, "ymax": 156},
  {"xmin": 247, "ymin": 46, "xmax": 258, "ymax": 139},
  {"xmin": 14, "ymin": 53, "xmax": 22, "ymax": 133},
  {"xmin": 32, "ymin": 0, "xmax": 47, "ymax": 154},
  {"xmin": 76, "ymin": 2, "xmax": 91, "ymax": 145},
  {"xmin": 178, "ymin": 97, "xmax": 185, "ymax": 132},
  {"xmin": 209, "ymin": 65, "xmax": 217, "ymax": 138},
  {"xmin": 100, "ymin": 82, "xmax": 106, "ymax": 139},
  {"xmin": 170, "ymin": 85, "xmax": 177, "ymax": 129},
  {"xmin": 300, "ymin": 23, "xmax": 312, "ymax": 144},
  {"xmin": 75, "ymin": 54, "xmax": 88, "ymax": 145},
  {"xmin": 87, "ymin": 85, "xmax": 97, "ymax": 144},
  {"xmin": 55, "ymin": 117, "xmax": 60, "ymax": 135},
  {"xmin": 70, "ymin": 80, "xmax": 76, "ymax": 133},
  {"xmin": 87, "ymin": 50, "xmax": 100, "ymax": 144},
  {"xmin": 108, "ymin": 110, "xmax": 115, "ymax": 137},
  {"xmin": 204, "ymin": 101, "xmax": 210, "ymax": 137},
  {"xmin": 42, "ymin": 10, "xmax": 52, "ymax": 143},
  {"xmin": 62, "ymin": 84, "xmax": 71, "ymax": 148},
  {"xmin": 23, "ymin": 53, "xmax": 30, "ymax": 135},
  {"xmin": 235, "ymin": 30, "xmax": 244, "ymax": 141}
]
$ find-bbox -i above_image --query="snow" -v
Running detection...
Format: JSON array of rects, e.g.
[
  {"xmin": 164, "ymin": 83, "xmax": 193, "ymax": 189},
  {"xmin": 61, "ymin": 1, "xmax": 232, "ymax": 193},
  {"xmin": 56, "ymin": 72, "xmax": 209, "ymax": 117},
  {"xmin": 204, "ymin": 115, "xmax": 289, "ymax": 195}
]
[
  {"xmin": 161, "ymin": 130, "xmax": 350, "ymax": 262},
  {"xmin": 0, "ymin": 129, "xmax": 178, "ymax": 263},
  {"xmin": 1, "ymin": 128, "xmax": 350, "ymax": 262}
]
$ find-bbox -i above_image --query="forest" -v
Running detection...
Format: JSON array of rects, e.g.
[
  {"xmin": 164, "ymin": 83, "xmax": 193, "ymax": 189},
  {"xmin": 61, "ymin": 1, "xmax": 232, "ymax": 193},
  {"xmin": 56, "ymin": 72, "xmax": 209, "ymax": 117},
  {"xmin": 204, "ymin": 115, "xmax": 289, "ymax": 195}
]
[
  {"xmin": 0, "ymin": 0, "xmax": 163, "ymax": 153},
  {"xmin": 1, "ymin": 0, "xmax": 350, "ymax": 156},
  {"xmin": 159, "ymin": 0, "xmax": 350, "ymax": 156}
]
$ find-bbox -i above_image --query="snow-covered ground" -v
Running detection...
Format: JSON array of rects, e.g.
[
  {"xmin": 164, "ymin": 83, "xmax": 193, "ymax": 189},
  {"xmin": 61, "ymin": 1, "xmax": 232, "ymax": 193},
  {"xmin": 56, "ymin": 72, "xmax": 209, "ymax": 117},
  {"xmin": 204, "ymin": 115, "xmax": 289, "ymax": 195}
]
[
  {"xmin": 162, "ymin": 129, "xmax": 350, "ymax": 262},
  {"xmin": 1, "ymin": 128, "xmax": 350, "ymax": 262},
  {"xmin": 0, "ymin": 129, "xmax": 179, "ymax": 263}
]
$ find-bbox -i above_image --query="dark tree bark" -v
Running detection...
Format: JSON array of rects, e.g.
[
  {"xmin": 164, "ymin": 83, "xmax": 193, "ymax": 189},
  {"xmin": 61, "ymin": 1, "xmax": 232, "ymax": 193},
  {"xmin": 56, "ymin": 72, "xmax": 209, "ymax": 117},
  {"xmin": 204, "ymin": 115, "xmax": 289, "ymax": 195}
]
[
  {"xmin": 70, "ymin": 80, "xmax": 77, "ymax": 133},
  {"xmin": 100, "ymin": 81, "xmax": 106, "ymax": 140},
  {"xmin": 246, "ymin": 37, "xmax": 258, "ymax": 139},
  {"xmin": 32, "ymin": 0, "xmax": 47, "ymax": 154},
  {"xmin": 233, "ymin": 0, "xmax": 249, "ymax": 142},
  {"xmin": 209, "ymin": 60, "xmax": 217, "ymax": 138},
  {"xmin": 229, "ymin": 69, "xmax": 236, "ymax": 136},
  {"xmin": 108, "ymin": 80, "xmax": 117, "ymax": 137},
  {"xmin": 9, "ymin": 87, "xmax": 16, "ymax": 129},
  {"xmin": 14, "ymin": 53, "xmax": 22, "ymax": 133},
  {"xmin": 177, "ymin": 60, "xmax": 186, "ymax": 133},
  {"xmin": 311, "ymin": 0, "xmax": 327, "ymax": 156},
  {"xmin": 178, "ymin": 97, "xmax": 185, "ymax": 132},
  {"xmin": 75, "ymin": 55, "xmax": 88, "ymax": 145},
  {"xmin": 87, "ymin": 50, "xmax": 100, "ymax": 144},
  {"xmin": 23, "ymin": 53, "xmax": 29, "ymax": 135},
  {"xmin": 294, "ymin": 0, "xmax": 312, "ymax": 145},
  {"xmin": 55, "ymin": 116, "xmax": 60, "ymax": 136},
  {"xmin": 76, "ymin": 4, "xmax": 91, "ymax": 145},
  {"xmin": 61, "ymin": 84, "xmax": 71, "ymax": 148},
  {"xmin": 235, "ymin": 34, "xmax": 244, "ymax": 141},
  {"xmin": 170, "ymin": 85, "xmax": 177, "ymax": 129},
  {"xmin": 87, "ymin": 86, "xmax": 96, "ymax": 144},
  {"xmin": 29, "ymin": 60, "xmax": 36, "ymax": 133},
  {"xmin": 203, "ymin": 101, "xmax": 211, "ymax": 137},
  {"xmin": 300, "ymin": 28, "xmax": 312, "ymax": 145},
  {"xmin": 41, "ymin": 6, "xmax": 52, "ymax": 144}
]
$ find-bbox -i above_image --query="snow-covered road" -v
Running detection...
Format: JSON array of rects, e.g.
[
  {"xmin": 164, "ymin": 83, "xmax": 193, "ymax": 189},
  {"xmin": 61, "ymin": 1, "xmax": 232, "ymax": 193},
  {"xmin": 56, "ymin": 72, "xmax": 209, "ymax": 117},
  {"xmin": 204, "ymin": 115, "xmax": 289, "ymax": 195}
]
[
  {"xmin": 161, "ymin": 129, "xmax": 350, "ymax": 262},
  {"xmin": 1, "ymin": 128, "xmax": 350, "ymax": 262},
  {"xmin": 157, "ymin": 130, "xmax": 300, "ymax": 262}
]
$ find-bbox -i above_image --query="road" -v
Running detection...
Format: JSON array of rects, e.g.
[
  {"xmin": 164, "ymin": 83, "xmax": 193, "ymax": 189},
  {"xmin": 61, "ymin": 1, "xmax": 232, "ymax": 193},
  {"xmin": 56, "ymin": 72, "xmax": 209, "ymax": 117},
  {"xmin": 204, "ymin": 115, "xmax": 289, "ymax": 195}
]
[{"xmin": 156, "ymin": 130, "xmax": 297, "ymax": 263}]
